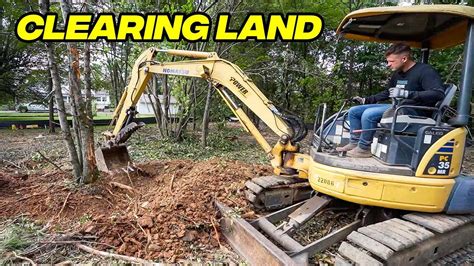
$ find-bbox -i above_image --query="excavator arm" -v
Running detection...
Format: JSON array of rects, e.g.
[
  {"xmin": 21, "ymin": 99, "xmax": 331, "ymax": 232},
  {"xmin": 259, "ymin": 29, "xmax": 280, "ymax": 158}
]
[{"xmin": 100, "ymin": 48, "xmax": 310, "ymax": 175}]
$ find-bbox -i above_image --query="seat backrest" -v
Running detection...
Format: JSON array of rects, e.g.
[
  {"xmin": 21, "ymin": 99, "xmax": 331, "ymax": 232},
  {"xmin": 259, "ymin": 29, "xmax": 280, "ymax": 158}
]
[
  {"xmin": 438, "ymin": 84, "xmax": 457, "ymax": 109},
  {"xmin": 433, "ymin": 83, "xmax": 457, "ymax": 121}
]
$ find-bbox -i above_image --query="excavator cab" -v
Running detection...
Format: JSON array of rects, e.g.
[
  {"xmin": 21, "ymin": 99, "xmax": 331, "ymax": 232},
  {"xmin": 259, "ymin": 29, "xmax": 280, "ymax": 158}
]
[
  {"xmin": 222, "ymin": 5, "xmax": 474, "ymax": 265},
  {"xmin": 313, "ymin": 5, "xmax": 474, "ymax": 178}
]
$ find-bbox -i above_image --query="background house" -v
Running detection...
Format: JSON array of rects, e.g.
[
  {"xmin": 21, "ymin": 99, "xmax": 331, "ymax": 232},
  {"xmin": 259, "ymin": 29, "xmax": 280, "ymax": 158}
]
[
  {"xmin": 137, "ymin": 93, "xmax": 179, "ymax": 117},
  {"xmin": 62, "ymin": 90, "xmax": 111, "ymax": 111}
]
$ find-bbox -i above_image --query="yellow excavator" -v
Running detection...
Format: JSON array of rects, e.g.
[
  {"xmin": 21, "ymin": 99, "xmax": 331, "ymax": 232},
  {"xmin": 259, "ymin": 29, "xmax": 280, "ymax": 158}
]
[{"xmin": 97, "ymin": 5, "xmax": 474, "ymax": 265}]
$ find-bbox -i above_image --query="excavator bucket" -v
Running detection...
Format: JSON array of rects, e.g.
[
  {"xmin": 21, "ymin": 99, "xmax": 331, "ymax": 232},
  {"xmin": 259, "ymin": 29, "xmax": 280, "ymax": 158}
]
[{"xmin": 95, "ymin": 144, "xmax": 132, "ymax": 172}]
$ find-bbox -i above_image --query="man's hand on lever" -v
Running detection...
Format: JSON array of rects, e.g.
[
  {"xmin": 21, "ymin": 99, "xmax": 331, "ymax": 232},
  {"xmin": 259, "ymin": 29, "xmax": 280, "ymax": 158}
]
[
  {"xmin": 351, "ymin": 96, "xmax": 366, "ymax": 105},
  {"xmin": 389, "ymin": 87, "xmax": 410, "ymax": 98}
]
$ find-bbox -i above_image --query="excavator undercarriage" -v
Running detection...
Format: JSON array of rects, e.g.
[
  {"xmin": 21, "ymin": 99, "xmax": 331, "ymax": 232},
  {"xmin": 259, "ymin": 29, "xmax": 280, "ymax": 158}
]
[{"xmin": 217, "ymin": 197, "xmax": 474, "ymax": 265}]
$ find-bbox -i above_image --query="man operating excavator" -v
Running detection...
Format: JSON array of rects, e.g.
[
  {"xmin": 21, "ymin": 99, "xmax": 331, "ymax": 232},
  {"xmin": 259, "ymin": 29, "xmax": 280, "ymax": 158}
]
[{"xmin": 336, "ymin": 42, "xmax": 446, "ymax": 158}]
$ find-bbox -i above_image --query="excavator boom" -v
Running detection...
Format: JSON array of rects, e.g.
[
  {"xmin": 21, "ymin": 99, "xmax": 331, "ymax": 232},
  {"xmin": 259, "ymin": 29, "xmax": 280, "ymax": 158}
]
[{"xmin": 97, "ymin": 48, "xmax": 308, "ymax": 175}]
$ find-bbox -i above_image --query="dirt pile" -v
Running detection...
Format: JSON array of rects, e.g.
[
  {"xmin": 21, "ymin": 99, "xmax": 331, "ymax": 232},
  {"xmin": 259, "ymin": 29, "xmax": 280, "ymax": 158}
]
[{"xmin": 0, "ymin": 158, "xmax": 271, "ymax": 261}]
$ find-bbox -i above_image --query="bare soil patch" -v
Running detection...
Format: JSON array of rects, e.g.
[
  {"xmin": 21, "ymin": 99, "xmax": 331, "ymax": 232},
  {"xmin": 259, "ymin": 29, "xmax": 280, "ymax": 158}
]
[{"xmin": 0, "ymin": 158, "xmax": 271, "ymax": 262}]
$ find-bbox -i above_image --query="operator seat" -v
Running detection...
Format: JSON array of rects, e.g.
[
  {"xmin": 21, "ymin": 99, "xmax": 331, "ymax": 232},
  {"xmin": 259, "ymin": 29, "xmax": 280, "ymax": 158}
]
[{"xmin": 379, "ymin": 84, "xmax": 457, "ymax": 134}]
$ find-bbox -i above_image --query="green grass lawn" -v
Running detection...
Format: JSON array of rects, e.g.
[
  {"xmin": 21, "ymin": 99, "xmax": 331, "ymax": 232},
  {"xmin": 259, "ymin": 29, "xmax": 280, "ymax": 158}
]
[{"xmin": 0, "ymin": 112, "xmax": 52, "ymax": 117}]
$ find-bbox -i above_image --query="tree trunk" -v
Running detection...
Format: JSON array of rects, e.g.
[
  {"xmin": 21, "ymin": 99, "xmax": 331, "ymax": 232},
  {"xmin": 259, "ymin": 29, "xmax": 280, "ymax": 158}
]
[
  {"xmin": 201, "ymin": 83, "xmax": 213, "ymax": 147},
  {"xmin": 67, "ymin": 70, "xmax": 83, "ymax": 169},
  {"xmin": 47, "ymin": 71, "xmax": 55, "ymax": 133},
  {"xmin": 161, "ymin": 75, "xmax": 170, "ymax": 137},
  {"xmin": 40, "ymin": 0, "xmax": 81, "ymax": 179},
  {"xmin": 82, "ymin": 38, "xmax": 98, "ymax": 183},
  {"xmin": 149, "ymin": 76, "xmax": 165, "ymax": 137},
  {"xmin": 60, "ymin": 0, "xmax": 98, "ymax": 183}
]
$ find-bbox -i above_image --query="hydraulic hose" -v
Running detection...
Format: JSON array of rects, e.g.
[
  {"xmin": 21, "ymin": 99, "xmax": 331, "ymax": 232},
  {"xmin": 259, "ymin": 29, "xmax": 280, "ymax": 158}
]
[{"xmin": 281, "ymin": 112, "xmax": 307, "ymax": 143}]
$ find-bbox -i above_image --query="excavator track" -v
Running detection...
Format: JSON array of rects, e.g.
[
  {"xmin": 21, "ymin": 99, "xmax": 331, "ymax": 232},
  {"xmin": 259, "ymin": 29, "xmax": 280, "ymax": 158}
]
[
  {"xmin": 335, "ymin": 213, "xmax": 474, "ymax": 265},
  {"xmin": 432, "ymin": 242, "xmax": 474, "ymax": 265},
  {"xmin": 244, "ymin": 175, "xmax": 313, "ymax": 210}
]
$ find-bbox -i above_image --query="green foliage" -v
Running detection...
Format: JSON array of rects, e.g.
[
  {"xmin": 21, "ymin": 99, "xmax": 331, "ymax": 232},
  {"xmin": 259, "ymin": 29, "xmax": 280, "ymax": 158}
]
[
  {"xmin": 128, "ymin": 124, "xmax": 268, "ymax": 164},
  {"xmin": 0, "ymin": 218, "xmax": 42, "ymax": 252},
  {"xmin": 78, "ymin": 214, "xmax": 92, "ymax": 225},
  {"xmin": 3, "ymin": 0, "xmax": 469, "ymax": 151},
  {"xmin": 430, "ymin": 45, "xmax": 465, "ymax": 84}
]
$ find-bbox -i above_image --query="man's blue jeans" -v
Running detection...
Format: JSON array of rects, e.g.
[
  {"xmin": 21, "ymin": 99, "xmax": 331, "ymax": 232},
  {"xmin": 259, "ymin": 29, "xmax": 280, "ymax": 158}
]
[{"xmin": 348, "ymin": 104, "xmax": 391, "ymax": 150}]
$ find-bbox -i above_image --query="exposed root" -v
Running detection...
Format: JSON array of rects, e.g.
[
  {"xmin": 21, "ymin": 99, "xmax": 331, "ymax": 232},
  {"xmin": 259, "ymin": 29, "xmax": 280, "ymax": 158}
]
[
  {"xmin": 210, "ymin": 216, "xmax": 222, "ymax": 248},
  {"xmin": 109, "ymin": 181, "xmax": 137, "ymax": 194},
  {"xmin": 35, "ymin": 151, "xmax": 63, "ymax": 172},
  {"xmin": 56, "ymin": 192, "xmax": 72, "ymax": 219},
  {"xmin": 169, "ymin": 174, "xmax": 176, "ymax": 192}
]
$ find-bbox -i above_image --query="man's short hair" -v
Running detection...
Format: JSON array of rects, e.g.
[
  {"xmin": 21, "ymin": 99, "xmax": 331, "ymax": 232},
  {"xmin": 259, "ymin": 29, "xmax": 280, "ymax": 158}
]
[{"xmin": 385, "ymin": 43, "xmax": 411, "ymax": 57}]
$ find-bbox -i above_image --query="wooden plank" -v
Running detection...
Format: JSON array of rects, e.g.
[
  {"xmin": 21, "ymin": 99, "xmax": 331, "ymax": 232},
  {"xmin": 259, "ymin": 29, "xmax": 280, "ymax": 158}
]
[
  {"xmin": 358, "ymin": 227, "xmax": 406, "ymax": 251},
  {"xmin": 390, "ymin": 218, "xmax": 435, "ymax": 240},
  {"xmin": 338, "ymin": 241, "xmax": 383, "ymax": 266},
  {"xmin": 402, "ymin": 213, "xmax": 450, "ymax": 233},
  {"xmin": 347, "ymin": 231, "xmax": 394, "ymax": 260}
]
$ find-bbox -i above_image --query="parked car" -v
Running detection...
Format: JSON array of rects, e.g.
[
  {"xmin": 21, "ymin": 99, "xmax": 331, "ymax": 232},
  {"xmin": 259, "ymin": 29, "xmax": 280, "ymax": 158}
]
[{"xmin": 16, "ymin": 102, "xmax": 53, "ymax": 113}]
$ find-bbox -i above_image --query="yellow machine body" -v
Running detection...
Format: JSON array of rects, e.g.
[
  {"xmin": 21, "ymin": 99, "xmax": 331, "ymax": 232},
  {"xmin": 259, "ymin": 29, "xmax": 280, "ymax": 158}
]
[{"xmin": 305, "ymin": 127, "xmax": 467, "ymax": 212}]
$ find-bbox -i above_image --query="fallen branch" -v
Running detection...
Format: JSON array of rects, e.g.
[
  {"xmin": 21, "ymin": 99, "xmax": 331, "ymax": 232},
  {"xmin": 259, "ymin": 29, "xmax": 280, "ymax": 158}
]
[
  {"xmin": 56, "ymin": 192, "xmax": 72, "ymax": 218},
  {"xmin": 35, "ymin": 151, "xmax": 63, "ymax": 172},
  {"xmin": 39, "ymin": 240, "xmax": 116, "ymax": 250},
  {"xmin": 210, "ymin": 216, "xmax": 222, "ymax": 248},
  {"xmin": 126, "ymin": 162, "xmax": 134, "ymax": 186},
  {"xmin": 75, "ymin": 243, "xmax": 152, "ymax": 264},
  {"xmin": 109, "ymin": 182, "xmax": 137, "ymax": 194},
  {"xmin": 16, "ymin": 184, "xmax": 40, "ymax": 192},
  {"xmin": 12, "ymin": 251, "xmax": 37, "ymax": 266},
  {"xmin": 105, "ymin": 187, "xmax": 116, "ymax": 197},
  {"xmin": 18, "ymin": 189, "xmax": 48, "ymax": 201},
  {"xmin": 2, "ymin": 159, "xmax": 22, "ymax": 169}
]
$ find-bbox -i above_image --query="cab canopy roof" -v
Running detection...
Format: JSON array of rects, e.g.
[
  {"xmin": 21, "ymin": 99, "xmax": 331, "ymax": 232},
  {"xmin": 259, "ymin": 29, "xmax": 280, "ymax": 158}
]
[{"xmin": 336, "ymin": 5, "xmax": 474, "ymax": 49}]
